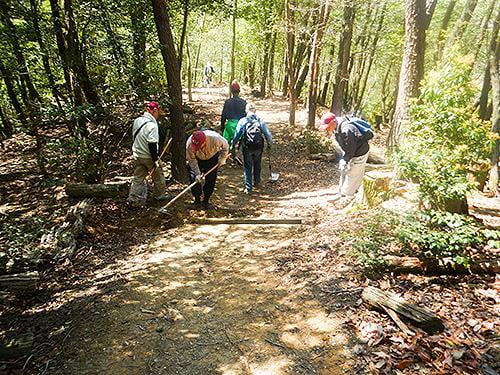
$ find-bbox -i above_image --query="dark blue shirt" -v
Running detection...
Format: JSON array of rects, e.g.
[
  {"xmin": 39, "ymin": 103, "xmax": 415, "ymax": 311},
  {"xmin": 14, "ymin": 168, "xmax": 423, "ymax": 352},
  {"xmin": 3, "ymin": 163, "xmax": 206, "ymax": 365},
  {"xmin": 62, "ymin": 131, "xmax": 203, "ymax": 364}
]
[{"xmin": 221, "ymin": 96, "xmax": 247, "ymax": 132}]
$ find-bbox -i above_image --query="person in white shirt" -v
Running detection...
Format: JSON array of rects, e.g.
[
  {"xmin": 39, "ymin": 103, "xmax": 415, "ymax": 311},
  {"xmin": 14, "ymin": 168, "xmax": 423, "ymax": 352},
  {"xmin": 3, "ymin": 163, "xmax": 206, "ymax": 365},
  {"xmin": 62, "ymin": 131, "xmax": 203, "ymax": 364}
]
[
  {"xmin": 186, "ymin": 130, "xmax": 229, "ymax": 209},
  {"xmin": 127, "ymin": 101, "xmax": 169, "ymax": 206}
]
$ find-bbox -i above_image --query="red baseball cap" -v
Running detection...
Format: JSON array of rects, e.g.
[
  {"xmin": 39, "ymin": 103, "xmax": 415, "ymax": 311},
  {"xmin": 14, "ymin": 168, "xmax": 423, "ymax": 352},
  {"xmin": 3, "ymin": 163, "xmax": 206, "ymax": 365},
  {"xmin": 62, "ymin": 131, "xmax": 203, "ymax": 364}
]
[
  {"xmin": 190, "ymin": 131, "xmax": 207, "ymax": 151},
  {"xmin": 317, "ymin": 112, "xmax": 337, "ymax": 131},
  {"xmin": 146, "ymin": 101, "xmax": 160, "ymax": 110},
  {"xmin": 230, "ymin": 81, "xmax": 240, "ymax": 93}
]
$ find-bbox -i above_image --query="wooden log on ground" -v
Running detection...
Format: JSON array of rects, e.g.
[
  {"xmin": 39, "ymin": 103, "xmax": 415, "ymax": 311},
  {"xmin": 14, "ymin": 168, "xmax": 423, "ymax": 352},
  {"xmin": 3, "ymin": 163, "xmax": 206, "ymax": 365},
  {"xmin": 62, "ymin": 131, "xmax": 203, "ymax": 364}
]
[
  {"xmin": 39, "ymin": 199, "xmax": 91, "ymax": 259},
  {"xmin": 0, "ymin": 333, "xmax": 33, "ymax": 360},
  {"xmin": 190, "ymin": 218, "xmax": 303, "ymax": 225},
  {"xmin": 383, "ymin": 255, "xmax": 500, "ymax": 275},
  {"xmin": 65, "ymin": 182, "xmax": 129, "ymax": 198},
  {"xmin": 361, "ymin": 286, "xmax": 444, "ymax": 334},
  {"xmin": 0, "ymin": 272, "xmax": 39, "ymax": 293}
]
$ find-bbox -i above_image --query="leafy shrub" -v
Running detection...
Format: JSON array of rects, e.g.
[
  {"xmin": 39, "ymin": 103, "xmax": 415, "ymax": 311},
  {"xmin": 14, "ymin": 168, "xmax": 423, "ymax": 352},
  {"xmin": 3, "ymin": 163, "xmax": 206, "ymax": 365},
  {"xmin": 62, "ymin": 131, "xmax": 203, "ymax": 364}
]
[
  {"xmin": 396, "ymin": 55, "xmax": 492, "ymax": 211},
  {"xmin": 350, "ymin": 209, "xmax": 497, "ymax": 270},
  {"xmin": 294, "ymin": 129, "xmax": 334, "ymax": 155}
]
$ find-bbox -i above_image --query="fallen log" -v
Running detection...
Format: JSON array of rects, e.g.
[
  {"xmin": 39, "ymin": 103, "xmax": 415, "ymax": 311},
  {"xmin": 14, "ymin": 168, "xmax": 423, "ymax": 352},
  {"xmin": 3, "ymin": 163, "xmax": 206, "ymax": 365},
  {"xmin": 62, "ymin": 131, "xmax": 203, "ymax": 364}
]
[
  {"xmin": 0, "ymin": 333, "xmax": 33, "ymax": 360},
  {"xmin": 65, "ymin": 182, "xmax": 129, "ymax": 198},
  {"xmin": 361, "ymin": 286, "xmax": 444, "ymax": 334},
  {"xmin": 39, "ymin": 199, "xmax": 91, "ymax": 259},
  {"xmin": 190, "ymin": 217, "xmax": 303, "ymax": 225},
  {"xmin": 0, "ymin": 272, "xmax": 39, "ymax": 293},
  {"xmin": 383, "ymin": 255, "xmax": 500, "ymax": 275}
]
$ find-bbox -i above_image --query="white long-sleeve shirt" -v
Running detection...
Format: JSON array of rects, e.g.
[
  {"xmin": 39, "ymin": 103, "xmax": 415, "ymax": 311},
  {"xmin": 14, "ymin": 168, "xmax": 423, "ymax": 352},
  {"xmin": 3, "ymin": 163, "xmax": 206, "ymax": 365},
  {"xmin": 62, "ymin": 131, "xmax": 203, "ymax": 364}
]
[
  {"xmin": 186, "ymin": 130, "xmax": 229, "ymax": 176},
  {"xmin": 132, "ymin": 112, "xmax": 159, "ymax": 159}
]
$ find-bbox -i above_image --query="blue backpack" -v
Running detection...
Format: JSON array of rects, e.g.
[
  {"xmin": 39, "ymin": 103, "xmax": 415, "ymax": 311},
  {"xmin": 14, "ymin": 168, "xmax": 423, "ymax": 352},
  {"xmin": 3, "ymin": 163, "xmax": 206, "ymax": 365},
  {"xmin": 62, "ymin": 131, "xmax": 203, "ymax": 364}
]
[{"xmin": 345, "ymin": 116, "xmax": 374, "ymax": 140}]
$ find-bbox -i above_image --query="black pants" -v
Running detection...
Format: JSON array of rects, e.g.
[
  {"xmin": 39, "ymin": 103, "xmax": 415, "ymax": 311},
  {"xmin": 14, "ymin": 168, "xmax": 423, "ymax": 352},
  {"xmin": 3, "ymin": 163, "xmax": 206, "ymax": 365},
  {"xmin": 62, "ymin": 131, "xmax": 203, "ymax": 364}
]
[{"xmin": 187, "ymin": 153, "xmax": 219, "ymax": 202}]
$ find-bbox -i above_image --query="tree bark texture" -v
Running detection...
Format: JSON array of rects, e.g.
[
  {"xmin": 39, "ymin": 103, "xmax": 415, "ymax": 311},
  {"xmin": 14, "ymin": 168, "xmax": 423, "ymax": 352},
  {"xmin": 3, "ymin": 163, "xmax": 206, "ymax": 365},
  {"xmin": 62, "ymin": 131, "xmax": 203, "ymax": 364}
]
[
  {"xmin": 0, "ymin": 60, "xmax": 26, "ymax": 124},
  {"xmin": 362, "ymin": 286, "xmax": 445, "ymax": 334},
  {"xmin": 388, "ymin": 0, "xmax": 437, "ymax": 150},
  {"xmin": 487, "ymin": 11, "xmax": 499, "ymax": 195},
  {"xmin": 306, "ymin": 0, "xmax": 332, "ymax": 129},
  {"xmin": 285, "ymin": 0, "xmax": 296, "ymax": 126},
  {"xmin": 230, "ymin": 0, "xmax": 237, "ymax": 94},
  {"xmin": 151, "ymin": 0, "xmax": 187, "ymax": 182},
  {"xmin": 330, "ymin": 0, "xmax": 355, "ymax": 115},
  {"xmin": 447, "ymin": 0, "xmax": 478, "ymax": 45}
]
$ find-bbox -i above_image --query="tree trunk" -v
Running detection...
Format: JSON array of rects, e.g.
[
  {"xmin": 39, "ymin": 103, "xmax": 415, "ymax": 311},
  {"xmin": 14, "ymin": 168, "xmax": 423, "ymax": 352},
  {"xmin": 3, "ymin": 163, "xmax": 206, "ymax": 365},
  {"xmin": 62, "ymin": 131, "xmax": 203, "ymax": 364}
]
[
  {"xmin": 0, "ymin": 0, "xmax": 41, "ymax": 106},
  {"xmin": 29, "ymin": 0, "xmax": 63, "ymax": 108},
  {"xmin": 434, "ymin": 0, "xmax": 457, "ymax": 62},
  {"xmin": 230, "ymin": 0, "xmax": 237, "ymax": 95},
  {"xmin": 129, "ymin": 1, "xmax": 148, "ymax": 100},
  {"xmin": 447, "ymin": 0, "xmax": 478, "ymax": 45},
  {"xmin": 96, "ymin": 0, "xmax": 127, "ymax": 71},
  {"xmin": 0, "ymin": 60, "xmax": 26, "ymax": 125},
  {"xmin": 178, "ymin": 0, "xmax": 189, "ymax": 67},
  {"xmin": 306, "ymin": 0, "xmax": 332, "ymax": 129},
  {"xmin": 285, "ymin": 0, "xmax": 296, "ymax": 126},
  {"xmin": 388, "ymin": 0, "xmax": 437, "ymax": 150},
  {"xmin": 151, "ymin": 0, "xmax": 187, "ymax": 183},
  {"xmin": 65, "ymin": 182, "xmax": 129, "ymax": 198},
  {"xmin": 330, "ymin": 0, "xmax": 355, "ymax": 115},
  {"xmin": 193, "ymin": 14, "xmax": 206, "ymax": 86},
  {"xmin": 295, "ymin": 58, "xmax": 310, "ymax": 98},
  {"xmin": 260, "ymin": 31, "xmax": 272, "ymax": 97},
  {"xmin": 471, "ymin": 0, "xmax": 496, "ymax": 70},
  {"xmin": 186, "ymin": 36, "xmax": 193, "ymax": 102},
  {"xmin": 319, "ymin": 44, "xmax": 335, "ymax": 106},
  {"xmin": 487, "ymin": 11, "xmax": 499, "ymax": 195},
  {"xmin": 268, "ymin": 32, "xmax": 277, "ymax": 93},
  {"xmin": 362, "ymin": 286, "xmax": 444, "ymax": 334},
  {"xmin": 64, "ymin": 0, "xmax": 100, "ymax": 106},
  {"xmin": 0, "ymin": 105, "xmax": 13, "ymax": 137},
  {"xmin": 49, "ymin": 0, "xmax": 73, "ymax": 100}
]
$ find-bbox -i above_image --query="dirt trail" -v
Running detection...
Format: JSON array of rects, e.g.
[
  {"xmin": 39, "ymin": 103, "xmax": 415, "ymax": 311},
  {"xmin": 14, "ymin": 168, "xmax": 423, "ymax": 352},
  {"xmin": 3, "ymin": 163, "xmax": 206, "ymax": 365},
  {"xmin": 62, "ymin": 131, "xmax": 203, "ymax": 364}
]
[{"xmin": 52, "ymin": 88, "xmax": 351, "ymax": 374}]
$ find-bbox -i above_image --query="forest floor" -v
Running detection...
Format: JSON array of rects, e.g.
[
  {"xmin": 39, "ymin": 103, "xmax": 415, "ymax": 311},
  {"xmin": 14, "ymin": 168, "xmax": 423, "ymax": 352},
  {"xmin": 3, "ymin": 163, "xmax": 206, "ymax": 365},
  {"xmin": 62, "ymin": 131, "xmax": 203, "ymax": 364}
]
[{"xmin": 0, "ymin": 87, "xmax": 498, "ymax": 375}]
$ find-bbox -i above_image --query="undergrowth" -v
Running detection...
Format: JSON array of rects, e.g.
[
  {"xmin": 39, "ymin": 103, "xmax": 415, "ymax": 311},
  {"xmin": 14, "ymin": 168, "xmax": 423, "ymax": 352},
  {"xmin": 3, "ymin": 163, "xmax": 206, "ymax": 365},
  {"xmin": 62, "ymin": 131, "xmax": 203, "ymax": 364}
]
[{"xmin": 349, "ymin": 209, "xmax": 499, "ymax": 272}]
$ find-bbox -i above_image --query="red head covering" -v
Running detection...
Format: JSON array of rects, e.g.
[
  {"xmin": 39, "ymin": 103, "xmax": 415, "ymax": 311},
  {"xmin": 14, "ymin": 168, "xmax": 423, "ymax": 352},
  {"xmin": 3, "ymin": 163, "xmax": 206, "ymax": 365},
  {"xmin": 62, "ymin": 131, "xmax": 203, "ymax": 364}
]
[
  {"xmin": 146, "ymin": 101, "xmax": 160, "ymax": 110},
  {"xmin": 317, "ymin": 112, "xmax": 337, "ymax": 132},
  {"xmin": 190, "ymin": 130, "xmax": 207, "ymax": 151},
  {"xmin": 230, "ymin": 80, "xmax": 240, "ymax": 93}
]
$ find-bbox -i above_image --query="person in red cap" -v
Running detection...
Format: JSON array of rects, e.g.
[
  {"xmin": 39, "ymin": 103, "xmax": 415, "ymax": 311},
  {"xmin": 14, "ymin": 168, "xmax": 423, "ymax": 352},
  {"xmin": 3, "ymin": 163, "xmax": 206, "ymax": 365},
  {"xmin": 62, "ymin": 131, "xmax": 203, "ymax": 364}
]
[
  {"xmin": 317, "ymin": 111, "xmax": 373, "ymax": 204},
  {"xmin": 186, "ymin": 130, "xmax": 229, "ymax": 209},
  {"xmin": 127, "ymin": 101, "xmax": 169, "ymax": 206},
  {"xmin": 221, "ymin": 80, "xmax": 247, "ymax": 146}
]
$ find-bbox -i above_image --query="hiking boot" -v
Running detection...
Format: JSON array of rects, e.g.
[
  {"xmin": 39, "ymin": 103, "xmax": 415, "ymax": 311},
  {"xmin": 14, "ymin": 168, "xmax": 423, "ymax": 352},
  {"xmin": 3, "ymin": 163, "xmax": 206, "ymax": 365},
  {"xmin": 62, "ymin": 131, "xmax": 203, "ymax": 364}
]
[
  {"xmin": 192, "ymin": 198, "xmax": 202, "ymax": 209},
  {"xmin": 328, "ymin": 193, "xmax": 343, "ymax": 204},
  {"xmin": 244, "ymin": 188, "xmax": 251, "ymax": 194},
  {"xmin": 202, "ymin": 201, "xmax": 215, "ymax": 210}
]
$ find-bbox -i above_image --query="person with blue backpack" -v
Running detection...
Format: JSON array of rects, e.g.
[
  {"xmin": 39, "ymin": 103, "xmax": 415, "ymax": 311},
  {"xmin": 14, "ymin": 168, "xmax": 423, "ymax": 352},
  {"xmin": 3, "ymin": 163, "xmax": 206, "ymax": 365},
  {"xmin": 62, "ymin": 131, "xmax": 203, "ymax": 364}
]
[
  {"xmin": 317, "ymin": 112, "xmax": 374, "ymax": 204},
  {"xmin": 232, "ymin": 103, "xmax": 273, "ymax": 194}
]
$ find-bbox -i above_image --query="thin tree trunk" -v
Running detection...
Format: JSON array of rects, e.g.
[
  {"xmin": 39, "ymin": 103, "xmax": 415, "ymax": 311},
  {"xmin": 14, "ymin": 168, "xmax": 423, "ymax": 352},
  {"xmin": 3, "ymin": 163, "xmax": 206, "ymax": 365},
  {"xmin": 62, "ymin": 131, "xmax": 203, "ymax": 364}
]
[
  {"xmin": 193, "ymin": 14, "xmax": 206, "ymax": 86},
  {"xmin": 29, "ymin": 0, "xmax": 63, "ymax": 108},
  {"xmin": 447, "ymin": 0, "xmax": 478, "ymax": 45},
  {"xmin": 260, "ymin": 31, "xmax": 272, "ymax": 97},
  {"xmin": 64, "ymin": 0, "xmax": 100, "ymax": 106},
  {"xmin": 0, "ymin": 105, "xmax": 14, "ymax": 137},
  {"xmin": 319, "ymin": 44, "xmax": 335, "ymax": 105},
  {"xmin": 330, "ymin": 0, "xmax": 355, "ymax": 115},
  {"xmin": 268, "ymin": 32, "xmax": 277, "ymax": 93},
  {"xmin": 285, "ymin": 0, "xmax": 296, "ymax": 126},
  {"xmin": 307, "ymin": 0, "xmax": 332, "ymax": 129},
  {"xmin": 472, "ymin": 0, "xmax": 497, "ymax": 71},
  {"xmin": 434, "ymin": 0, "xmax": 457, "ymax": 62},
  {"xmin": 96, "ymin": 0, "xmax": 127, "ymax": 70},
  {"xmin": 151, "ymin": 0, "xmax": 187, "ymax": 182},
  {"xmin": 230, "ymin": 0, "xmax": 237, "ymax": 96},
  {"xmin": 129, "ymin": 0, "xmax": 148, "ymax": 100},
  {"xmin": 487, "ymin": 10, "xmax": 499, "ymax": 195},
  {"xmin": 388, "ymin": 0, "xmax": 437, "ymax": 150},
  {"xmin": 178, "ymin": 0, "xmax": 189, "ymax": 66},
  {"xmin": 186, "ymin": 35, "xmax": 193, "ymax": 102},
  {"xmin": 0, "ymin": 60, "xmax": 26, "ymax": 124}
]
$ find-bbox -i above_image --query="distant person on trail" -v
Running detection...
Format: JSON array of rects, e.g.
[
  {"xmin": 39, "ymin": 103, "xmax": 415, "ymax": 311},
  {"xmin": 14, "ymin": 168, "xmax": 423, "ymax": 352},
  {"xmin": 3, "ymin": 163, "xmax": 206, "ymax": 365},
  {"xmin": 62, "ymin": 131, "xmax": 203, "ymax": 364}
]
[
  {"xmin": 186, "ymin": 130, "xmax": 229, "ymax": 209},
  {"xmin": 317, "ymin": 112, "xmax": 373, "ymax": 205},
  {"xmin": 127, "ymin": 101, "xmax": 169, "ymax": 207},
  {"xmin": 204, "ymin": 62, "xmax": 215, "ymax": 86},
  {"xmin": 221, "ymin": 81, "xmax": 247, "ymax": 146},
  {"xmin": 232, "ymin": 103, "xmax": 273, "ymax": 194}
]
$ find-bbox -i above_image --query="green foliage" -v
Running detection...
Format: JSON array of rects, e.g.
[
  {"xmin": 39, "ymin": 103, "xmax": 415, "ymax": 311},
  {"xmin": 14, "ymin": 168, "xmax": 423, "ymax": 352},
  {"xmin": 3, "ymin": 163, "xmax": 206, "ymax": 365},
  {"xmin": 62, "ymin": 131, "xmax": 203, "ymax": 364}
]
[
  {"xmin": 294, "ymin": 129, "xmax": 334, "ymax": 155},
  {"xmin": 396, "ymin": 55, "xmax": 493, "ymax": 210},
  {"xmin": 1, "ymin": 217, "xmax": 50, "ymax": 259},
  {"xmin": 350, "ymin": 209, "xmax": 496, "ymax": 271}
]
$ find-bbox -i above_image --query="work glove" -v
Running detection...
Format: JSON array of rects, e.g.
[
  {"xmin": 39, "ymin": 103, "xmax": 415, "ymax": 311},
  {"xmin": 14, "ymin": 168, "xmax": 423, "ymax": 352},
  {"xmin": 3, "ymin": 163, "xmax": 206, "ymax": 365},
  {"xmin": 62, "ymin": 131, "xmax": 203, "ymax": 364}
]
[
  {"xmin": 195, "ymin": 174, "xmax": 204, "ymax": 184},
  {"xmin": 339, "ymin": 159, "xmax": 348, "ymax": 172},
  {"xmin": 153, "ymin": 160, "xmax": 161, "ymax": 169}
]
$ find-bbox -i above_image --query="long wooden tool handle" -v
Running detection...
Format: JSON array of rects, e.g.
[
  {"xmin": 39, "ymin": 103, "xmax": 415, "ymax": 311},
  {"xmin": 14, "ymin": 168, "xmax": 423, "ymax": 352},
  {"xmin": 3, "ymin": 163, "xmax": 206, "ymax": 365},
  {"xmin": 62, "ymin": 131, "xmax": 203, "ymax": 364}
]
[
  {"xmin": 160, "ymin": 164, "xmax": 218, "ymax": 211},
  {"xmin": 146, "ymin": 138, "xmax": 172, "ymax": 180}
]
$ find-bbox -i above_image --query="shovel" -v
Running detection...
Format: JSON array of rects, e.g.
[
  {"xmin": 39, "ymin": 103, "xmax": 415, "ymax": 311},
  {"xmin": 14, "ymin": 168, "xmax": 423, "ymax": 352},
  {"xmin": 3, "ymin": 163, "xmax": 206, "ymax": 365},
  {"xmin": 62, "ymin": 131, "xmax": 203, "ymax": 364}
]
[
  {"xmin": 268, "ymin": 153, "xmax": 280, "ymax": 183},
  {"xmin": 158, "ymin": 164, "xmax": 218, "ymax": 214}
]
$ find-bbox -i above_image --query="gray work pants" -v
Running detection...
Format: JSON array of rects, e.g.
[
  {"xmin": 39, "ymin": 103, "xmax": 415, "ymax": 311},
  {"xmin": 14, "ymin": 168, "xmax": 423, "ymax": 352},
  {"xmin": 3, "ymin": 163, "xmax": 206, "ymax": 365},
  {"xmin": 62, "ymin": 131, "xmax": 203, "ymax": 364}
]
[
  {"xmin": 127, "ymin": 158, "xmax": 166, "ymax": 204},
  {"xmin": 339, "ymin": 152, "xmax": 369, "ymax": 197}
]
